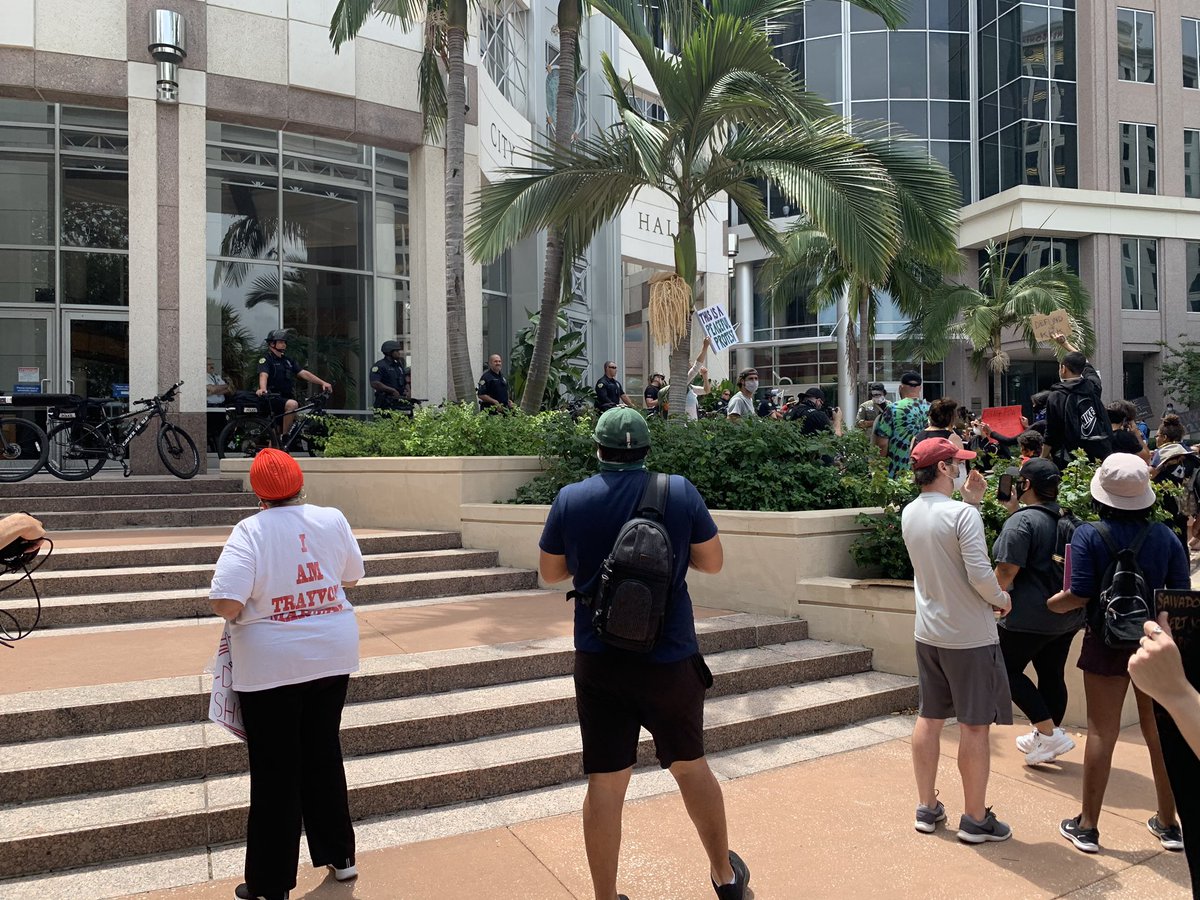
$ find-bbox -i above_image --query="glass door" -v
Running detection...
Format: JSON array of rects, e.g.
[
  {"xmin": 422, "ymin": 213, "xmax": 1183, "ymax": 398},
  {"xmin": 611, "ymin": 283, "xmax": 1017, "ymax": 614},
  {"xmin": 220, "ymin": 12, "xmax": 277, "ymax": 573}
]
[
  {"xmin": 61, "ymin": 312, "xmax": 129, "ymax": 406},
  {"xmin": 0, "ymin": 310, "xmax": 53, "ymax": 433}
]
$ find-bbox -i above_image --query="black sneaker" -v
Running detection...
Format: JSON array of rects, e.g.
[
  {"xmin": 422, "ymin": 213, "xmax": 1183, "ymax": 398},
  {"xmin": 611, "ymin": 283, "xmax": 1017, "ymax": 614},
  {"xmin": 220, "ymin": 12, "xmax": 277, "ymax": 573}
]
[
  {"xmin": 1147, "ymin": 815, "xmax": 1184, "ymax": 851},
  {"xmin": 234, "ymin": 884, "xmax": 289, "ymax": 900},
  {"xmin": 1060, "ymin": 815, "xmax": 1100, "ymax": 853},
  {"xmin": 712, "ymin": 850, "xmax": 749, "ymax": 900}
]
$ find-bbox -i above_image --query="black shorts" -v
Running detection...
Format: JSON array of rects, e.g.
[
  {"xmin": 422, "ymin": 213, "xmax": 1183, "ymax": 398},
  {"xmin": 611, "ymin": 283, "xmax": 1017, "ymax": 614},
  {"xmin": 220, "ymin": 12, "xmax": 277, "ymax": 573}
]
[
  {"xmin": 266, "ymin": 393, "xmax": 294, "ymax": 418},
  {"xmin": 1076, "ymin": 628, "xmax": 1133, "ymax": 678},
  {"xmin": 573, "ymin": 650, "xmax": 712, "ymax": 774}
]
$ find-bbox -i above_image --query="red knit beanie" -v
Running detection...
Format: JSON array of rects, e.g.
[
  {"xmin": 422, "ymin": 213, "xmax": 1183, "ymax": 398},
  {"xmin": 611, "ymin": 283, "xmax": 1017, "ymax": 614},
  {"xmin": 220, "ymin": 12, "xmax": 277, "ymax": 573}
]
[{"xmin": 249, "ymin": 448, "xmax": 304, "ymax": 501}]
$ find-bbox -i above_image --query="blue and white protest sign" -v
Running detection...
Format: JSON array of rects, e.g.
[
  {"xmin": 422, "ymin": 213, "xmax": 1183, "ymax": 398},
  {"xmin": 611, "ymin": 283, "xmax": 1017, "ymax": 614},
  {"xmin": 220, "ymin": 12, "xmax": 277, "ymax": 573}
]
[{"xmin": 695, "ymin": 304, "xmax": 739, "ymax": 353}]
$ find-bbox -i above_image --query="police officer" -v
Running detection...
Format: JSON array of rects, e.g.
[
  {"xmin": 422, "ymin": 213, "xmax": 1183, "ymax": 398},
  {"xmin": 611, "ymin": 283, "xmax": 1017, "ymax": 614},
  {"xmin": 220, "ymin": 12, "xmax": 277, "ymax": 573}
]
[
  {"xmin": 477, "ymin": 353, "xmax": 514, "ymax": 413},
  {"xmin": 370, "ymin": 340, "xmax": 409, "ymax": 411},
  {"xmin": 595, "ymin": 360, "xmax": 632, "ymax": 412},
  {"xmin": 256, "ymin": 329, "xmax": 331, "ymax": 435}
]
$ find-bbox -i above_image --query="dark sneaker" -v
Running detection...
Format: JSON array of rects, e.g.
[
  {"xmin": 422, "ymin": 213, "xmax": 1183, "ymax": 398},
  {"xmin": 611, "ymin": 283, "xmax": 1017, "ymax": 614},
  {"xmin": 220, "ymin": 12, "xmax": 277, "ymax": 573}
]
[
  {"xmin": 915, "ymin": 800, "xmax": 946, "ymax": 833},
  {"xmin": 712, "ymin": 850, "xmax": 749, "ymax": 900},
  {"xmin": 1060, "ymin": 815, "xmax": 1100, "ymax": 853},
  {"xmin": 234, "ymin": 885, "xmax": 289, "ymax": 900},
  {"xmin": 957, "ymin": 807, "xmax": 1012, "ymax": 844},
  {"xmin": 1147, "ymin": 816, "xmax": 1185, "ymax": 851}
]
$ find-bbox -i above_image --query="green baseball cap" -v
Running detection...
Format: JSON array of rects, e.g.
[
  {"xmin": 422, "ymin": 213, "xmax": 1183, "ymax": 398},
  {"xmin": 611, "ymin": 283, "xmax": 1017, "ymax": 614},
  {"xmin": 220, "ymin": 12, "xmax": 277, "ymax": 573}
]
[{"xmin": 593, "ymin": 407, "xmax": 651, "ymax": 450}]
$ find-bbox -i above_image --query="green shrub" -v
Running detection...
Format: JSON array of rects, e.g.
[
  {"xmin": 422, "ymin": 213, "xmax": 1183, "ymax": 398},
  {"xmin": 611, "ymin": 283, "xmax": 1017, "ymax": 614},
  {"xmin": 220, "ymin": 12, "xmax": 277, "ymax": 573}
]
[{"xmin": 321, "ymin": 403, "xmax": 564, "ymax": 458}]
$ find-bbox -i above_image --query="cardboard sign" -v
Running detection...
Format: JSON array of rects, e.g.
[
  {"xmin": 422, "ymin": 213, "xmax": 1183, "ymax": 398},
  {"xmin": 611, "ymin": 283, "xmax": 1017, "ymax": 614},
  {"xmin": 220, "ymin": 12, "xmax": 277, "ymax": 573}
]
[
  {"xmin": 1178, "ymin": 410, "xmax": 1200, "ymax": 436},
  {"xmin": 1030, "ymin": 309, "xmax": 1072, "ymax": 342},
  {"xmin": 982, "ymin": 405, "xmax": 1023, "ymax": 438},
  {"xmin": 1154, "ymin": 590, "xmax": 1200, "ymax": 688},
  {"xmin": 1131, "ymin": 396, "xmax": 1152, "ymax": 421},
  {"xmin": 695, "ymin": 304, "xmax": 739, "ymax": 353}
]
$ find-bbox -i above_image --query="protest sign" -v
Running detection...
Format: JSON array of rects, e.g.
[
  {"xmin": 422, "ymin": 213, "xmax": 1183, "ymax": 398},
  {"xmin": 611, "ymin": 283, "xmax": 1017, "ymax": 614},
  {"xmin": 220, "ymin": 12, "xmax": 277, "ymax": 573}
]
[
  {"xmin": 1154, "ymin": 590, "xmax": 1200, "ymax": 687},
  {"xmin": 982, "ymin": 405, "xmax": 1023, "ymax": 438},
  {"xmin": 695, "ymin": 304, "xmax": 739, "ymax": 353},
  {"xmin": 1179, "ymin": 409, "xmax": 1200, "ymax": 436},
  {"xmin": 1030, "ymin": 309, "xmax": 1072, "ymax": 342},
  {"xmin": 1131, "ymin": 396, "xmax": 1152, "ymax": 421},
  {"xmin": 207, "ymin": 627, "xmax": 247, "ymax": 741}
]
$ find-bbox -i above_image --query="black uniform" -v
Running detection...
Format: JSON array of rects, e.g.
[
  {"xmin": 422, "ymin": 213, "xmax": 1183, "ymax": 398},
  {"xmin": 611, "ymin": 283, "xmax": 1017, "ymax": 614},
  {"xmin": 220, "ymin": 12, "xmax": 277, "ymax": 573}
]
[
  {"xmin": 371, "ymin": 356, "xmax": 408, "ymax": 409},
  {"xmin": 477, "ymin": 368, "xmax": 510, "ymax": 411},
  {"xmin": 595, "ymin": 375, "xmax": 625, "ymax": 412},
  {"xmin": 257, "ymin": 352, "xmax": 302, "ymax": 399}
]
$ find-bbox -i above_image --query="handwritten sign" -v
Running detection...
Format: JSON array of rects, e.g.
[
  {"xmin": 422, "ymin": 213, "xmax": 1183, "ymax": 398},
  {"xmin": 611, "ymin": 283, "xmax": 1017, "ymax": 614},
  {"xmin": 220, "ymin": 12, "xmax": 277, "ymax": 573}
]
[
  {"xmin": 982, "ymin": 405, "xmax": 1023, "ymax": 438},
  {"xmin": 1131, "ymin": 396, "xmax": 1152, "ymax": 421},
  {"xmin": 1030, "ymin": 309, "xmax": 1072, "ymax": 342},
  {"xmin": 207, "ymin": 628, "xmax": 246, "ymax": 741},
  {"xmin": 695, "ymin": 304, "xmax": 739, "ymax": 353},
  {"xmin": 1154, "ymin": 589, "xmax": 1200, "ymax": 687}
]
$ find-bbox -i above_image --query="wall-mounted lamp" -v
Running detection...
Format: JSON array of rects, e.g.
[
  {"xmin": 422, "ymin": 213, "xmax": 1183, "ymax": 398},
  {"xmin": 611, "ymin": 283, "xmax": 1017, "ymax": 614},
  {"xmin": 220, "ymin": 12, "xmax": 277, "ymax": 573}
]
[
  {"xmin": 726, "ymin": 233, "xmax": 739, "ymax": 258},
  {"xmin": 148, "ymin": 10, "xmax": 187, "ymax": 103}
]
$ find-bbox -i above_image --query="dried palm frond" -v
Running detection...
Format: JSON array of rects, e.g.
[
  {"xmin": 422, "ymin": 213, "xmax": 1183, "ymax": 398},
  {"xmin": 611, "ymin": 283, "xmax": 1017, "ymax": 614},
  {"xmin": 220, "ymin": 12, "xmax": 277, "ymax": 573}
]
[{"xmin": 649, "ymin": 272, "xmax": 691, "ymax": 347}]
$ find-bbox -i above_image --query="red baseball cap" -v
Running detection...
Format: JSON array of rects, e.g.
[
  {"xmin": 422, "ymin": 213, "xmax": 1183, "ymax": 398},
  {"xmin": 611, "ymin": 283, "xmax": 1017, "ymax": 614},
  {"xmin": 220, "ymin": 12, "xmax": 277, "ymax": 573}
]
[{"xmin": 911, "ymin": 437, "xmax": 976, "ymax": 469}]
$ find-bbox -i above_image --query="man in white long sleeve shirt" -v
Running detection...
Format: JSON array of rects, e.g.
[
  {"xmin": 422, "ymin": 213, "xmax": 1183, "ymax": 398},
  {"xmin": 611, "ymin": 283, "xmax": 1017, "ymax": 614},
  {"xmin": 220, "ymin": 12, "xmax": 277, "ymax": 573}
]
[{"xmin": 902, "ymin": 438, "xmax": 1014, "ymax": 845}]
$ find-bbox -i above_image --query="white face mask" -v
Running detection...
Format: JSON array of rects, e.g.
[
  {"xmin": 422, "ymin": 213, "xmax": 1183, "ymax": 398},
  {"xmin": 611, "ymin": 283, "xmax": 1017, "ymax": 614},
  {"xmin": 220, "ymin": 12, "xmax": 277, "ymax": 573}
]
[
  {"xmin": 744, "ymin": 379, "xmax": 759, "ymax": 392},
  {"xmin": 949, "ymin": 463, "xmax": 968, "ymax": 493}
]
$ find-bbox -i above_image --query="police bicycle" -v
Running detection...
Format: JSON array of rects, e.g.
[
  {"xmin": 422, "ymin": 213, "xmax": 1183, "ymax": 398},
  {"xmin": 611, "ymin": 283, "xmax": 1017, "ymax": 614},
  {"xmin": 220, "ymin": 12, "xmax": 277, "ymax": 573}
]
[
  {"xmin": 215, "ymin": 389, "xmax": 330, "ymax": 459},
  {"xmin": 0, "ymin": 398, "xmax": 49, "ymax": 483},
  {"xmin": 45, "ymin": 381, "xmax": 200, "ymax": 480}
]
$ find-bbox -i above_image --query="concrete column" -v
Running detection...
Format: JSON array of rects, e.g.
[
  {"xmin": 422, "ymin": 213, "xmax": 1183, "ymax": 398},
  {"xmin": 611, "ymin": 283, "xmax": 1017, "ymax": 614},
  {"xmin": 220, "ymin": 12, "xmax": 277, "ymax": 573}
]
[
  {"xmin": 410, "ymin": 143, "xmax": 448, "ymax": 403},
  {"xmin": 734, "ymin": 260, "xmax": 753, "ymax": 374},
  {"xmin": 175, "ymin": 101, "xmax": 208, "ymax": 467},
  {"xmin": 836, "ymin": 289, "xmax": 853, "ymax": 415}
]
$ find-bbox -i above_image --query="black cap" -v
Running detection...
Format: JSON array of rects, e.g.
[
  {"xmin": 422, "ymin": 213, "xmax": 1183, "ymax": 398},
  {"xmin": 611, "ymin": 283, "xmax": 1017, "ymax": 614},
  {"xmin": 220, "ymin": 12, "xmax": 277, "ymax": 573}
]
[
  {"xmin": 868, "ymin": 383, "xmax": 886, "ymax": 394},
  {"xmin": 804, "ymin": 387, "xmax": 825, "ymax": 401},
  {"xmin": 1020, "ymin": 457, "xmax": 1061, "ymax": 493},
  {"xmin": 900, "ymin": 371, "xmax": 922, "ymax": 386}
]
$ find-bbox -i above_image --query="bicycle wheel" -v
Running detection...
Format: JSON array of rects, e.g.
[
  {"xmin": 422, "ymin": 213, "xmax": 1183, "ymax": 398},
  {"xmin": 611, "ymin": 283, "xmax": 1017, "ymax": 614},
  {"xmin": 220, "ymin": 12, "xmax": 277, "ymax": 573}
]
[
  {"xmin": 46, "ymin": 421, "xmax": 107, "ymax": 481},
  {"xmin": 157, "ymin": 424, "xmax": 200, "ymax": 479},
  {"xmin": 216, "ymin": 417, "xmax": 274, "ymax": 459},
  {"xmin": 0, "ymin": 417, "xmax": 49, "ymax": 483}
]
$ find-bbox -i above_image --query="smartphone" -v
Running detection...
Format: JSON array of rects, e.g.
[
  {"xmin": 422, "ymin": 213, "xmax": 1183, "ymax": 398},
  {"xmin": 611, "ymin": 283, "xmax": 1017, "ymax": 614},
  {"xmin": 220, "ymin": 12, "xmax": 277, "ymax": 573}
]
[{"xmin": 997, "ymin": 472, "xmax": 1014, "ymax": 503}]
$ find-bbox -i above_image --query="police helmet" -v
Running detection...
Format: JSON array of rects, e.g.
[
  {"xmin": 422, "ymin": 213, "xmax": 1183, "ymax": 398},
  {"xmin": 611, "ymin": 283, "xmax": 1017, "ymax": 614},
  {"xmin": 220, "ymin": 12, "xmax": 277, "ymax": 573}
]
[
  {"xmin": 381, "ymin": 340, "xmax": 402, "ymax": 355},
  {"xmin": 266, "ymin": 329, "xmax": 290, "ymax": 344}
]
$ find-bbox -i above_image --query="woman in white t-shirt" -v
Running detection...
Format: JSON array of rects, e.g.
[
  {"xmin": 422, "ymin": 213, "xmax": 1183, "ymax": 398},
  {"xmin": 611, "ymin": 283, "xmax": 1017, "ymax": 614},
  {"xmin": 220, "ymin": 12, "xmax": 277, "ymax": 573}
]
[{"xmin": 210, "ymin": 449, "xmax": 366, "ymax": 900}]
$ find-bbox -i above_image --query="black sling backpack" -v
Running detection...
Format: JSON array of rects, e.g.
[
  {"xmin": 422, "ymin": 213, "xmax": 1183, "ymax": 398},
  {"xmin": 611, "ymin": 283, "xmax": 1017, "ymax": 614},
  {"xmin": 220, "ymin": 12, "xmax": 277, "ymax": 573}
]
[
  {"xmin": 1091, "ymin": 521, "xmax": 1155, "ymax": 650},
  {"xmin": 568, "ymin": 472, "xmax": 674, "ymax": 653}
]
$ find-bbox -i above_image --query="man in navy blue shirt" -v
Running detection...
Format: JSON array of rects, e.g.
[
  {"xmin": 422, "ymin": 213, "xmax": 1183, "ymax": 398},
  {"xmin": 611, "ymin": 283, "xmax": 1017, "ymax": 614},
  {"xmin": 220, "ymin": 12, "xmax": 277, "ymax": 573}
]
[{"xmin": 538, "ymin": 407, "xmax": 748, "ymax": 900}]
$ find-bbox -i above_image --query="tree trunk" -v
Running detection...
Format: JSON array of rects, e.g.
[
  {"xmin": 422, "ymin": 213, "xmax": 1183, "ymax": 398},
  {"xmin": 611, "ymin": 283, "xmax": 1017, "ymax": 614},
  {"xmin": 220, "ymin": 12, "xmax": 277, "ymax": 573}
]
[
  {"xmin": 521, "ymin": 15, "xmax": 579, "ymax": 413},
  {"xmin": 667, "ymin": 222, "xmax": 698, "ymax": 420},
  {"xmin": 857, "ymin": 288, "xmax": 870, "ymax": 403},
  {"xmin": 444, "ymin": 14, "xmax": 474, "ymax": 403}
]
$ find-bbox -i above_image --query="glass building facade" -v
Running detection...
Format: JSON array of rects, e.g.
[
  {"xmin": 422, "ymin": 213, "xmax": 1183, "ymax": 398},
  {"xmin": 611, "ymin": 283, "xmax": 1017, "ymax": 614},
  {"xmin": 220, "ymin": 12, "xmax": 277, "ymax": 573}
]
[{"xmin": 205, "ymin": 124, "xmax": 410, "ymax": 410}]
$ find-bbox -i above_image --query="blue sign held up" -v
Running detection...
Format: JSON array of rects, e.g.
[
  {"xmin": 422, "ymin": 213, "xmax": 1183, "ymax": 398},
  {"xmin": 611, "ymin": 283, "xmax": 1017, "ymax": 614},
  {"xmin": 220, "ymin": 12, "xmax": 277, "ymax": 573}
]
[
  {"xmin": 12, "ymin": 384, "xmax": 42, "ymax": 395},
  {"xmin": 111, "ymin": 383, "xmax": 129, "ymax": 399}
]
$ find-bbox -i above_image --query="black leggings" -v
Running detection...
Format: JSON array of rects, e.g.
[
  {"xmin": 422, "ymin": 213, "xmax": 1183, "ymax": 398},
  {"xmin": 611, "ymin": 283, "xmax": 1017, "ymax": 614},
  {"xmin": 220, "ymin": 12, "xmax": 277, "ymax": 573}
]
[
  {"xmin": 1156, "ymin": 709, "xmax": 1200, "ymax": 895},
  {"xmin": 998, "ymin": 628, "xmax": 1077, "ymax": 727}
]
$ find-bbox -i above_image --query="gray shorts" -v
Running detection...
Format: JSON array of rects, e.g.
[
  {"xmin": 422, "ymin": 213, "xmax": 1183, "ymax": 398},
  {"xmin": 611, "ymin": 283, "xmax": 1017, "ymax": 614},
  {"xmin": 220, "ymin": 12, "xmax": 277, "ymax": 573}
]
[{"xmin": 915, "ymin": 641, "xmax": 1014, "ymax": 726}]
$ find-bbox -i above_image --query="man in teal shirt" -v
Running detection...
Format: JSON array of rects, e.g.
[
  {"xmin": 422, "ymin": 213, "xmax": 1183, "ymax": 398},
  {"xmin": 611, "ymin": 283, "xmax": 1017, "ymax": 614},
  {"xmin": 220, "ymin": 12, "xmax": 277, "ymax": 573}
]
[{"xmin": 873, "ymin": 371, "xmax": 931, "ymax": 478}]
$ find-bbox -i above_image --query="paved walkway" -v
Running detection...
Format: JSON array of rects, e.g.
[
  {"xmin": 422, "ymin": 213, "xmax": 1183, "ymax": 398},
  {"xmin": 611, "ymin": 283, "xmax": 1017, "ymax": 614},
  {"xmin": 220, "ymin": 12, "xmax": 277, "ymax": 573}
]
[{"xmin": 127, "ymin": 719, "xmax": 1191, "ymax": 899}]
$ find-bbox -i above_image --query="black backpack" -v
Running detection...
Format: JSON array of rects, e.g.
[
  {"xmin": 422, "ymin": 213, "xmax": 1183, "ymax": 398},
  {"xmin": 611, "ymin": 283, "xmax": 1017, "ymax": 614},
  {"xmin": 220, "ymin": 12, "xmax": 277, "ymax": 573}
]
[
  {"xmin": 1059, "ymin": 388, "xmax": 1112, "ymax": 459},
  {"xmin": 569, "ymin": 472, "xmax": 674, "ymax": 653},
  {"xmin": 1021, "ymin": 504, "xmax": 1082, "ymax": 593},
  {"xmin": 1091, "ymin": 521, "xmax": 1155, "ymax": 650}
]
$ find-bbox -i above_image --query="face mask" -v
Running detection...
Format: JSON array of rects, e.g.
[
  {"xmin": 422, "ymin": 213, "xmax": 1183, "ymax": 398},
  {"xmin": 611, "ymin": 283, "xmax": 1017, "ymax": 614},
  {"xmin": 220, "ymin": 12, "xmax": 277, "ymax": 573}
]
[
  {"xmin": 950, "ymin": 464, "xmax": 968, "ymax": 493},
  {"xmin": 744, "ymin": 379, "xmax": 759, "ymax": 392}
]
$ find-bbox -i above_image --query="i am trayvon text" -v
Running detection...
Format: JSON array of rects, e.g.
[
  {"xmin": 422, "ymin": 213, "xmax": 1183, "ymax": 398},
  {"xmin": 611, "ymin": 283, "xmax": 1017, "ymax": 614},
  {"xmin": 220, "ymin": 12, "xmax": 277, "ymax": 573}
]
[{"xmin": 268, "ymin": 533, "xmax": 346, "ymax": 622}]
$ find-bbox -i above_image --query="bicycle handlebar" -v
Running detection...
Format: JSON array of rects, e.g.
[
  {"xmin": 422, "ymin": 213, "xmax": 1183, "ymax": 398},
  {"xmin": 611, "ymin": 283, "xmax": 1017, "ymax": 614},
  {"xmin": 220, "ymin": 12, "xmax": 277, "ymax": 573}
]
[{"xmin": 133, "ymin": 380, "xmax": 185, "ymax": 406}]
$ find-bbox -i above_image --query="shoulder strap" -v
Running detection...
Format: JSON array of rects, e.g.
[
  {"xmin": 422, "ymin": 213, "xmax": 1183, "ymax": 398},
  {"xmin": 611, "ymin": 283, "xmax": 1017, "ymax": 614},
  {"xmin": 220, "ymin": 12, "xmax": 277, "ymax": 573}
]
[
  {"xmin": 1130, "ymin": 522, "xmax": 1153, "ymax": 555},
  {"xmin": 1019, "ymin": 504, "xmax": 1061, "ymax": 523},
  {"xmin": 1093, "ymin": 520, "xmax": 1119, "ymax": 556},
  {"xmin": 636, "ymin": 471, "xmax": 670, "ymax": 519}
]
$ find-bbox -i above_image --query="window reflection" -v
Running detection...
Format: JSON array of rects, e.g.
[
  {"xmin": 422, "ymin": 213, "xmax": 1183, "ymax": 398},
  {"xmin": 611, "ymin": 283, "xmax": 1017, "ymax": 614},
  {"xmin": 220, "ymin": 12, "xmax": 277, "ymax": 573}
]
[
  {"xmin": 281, "ymin": 181, "xmax": 366, "ymax": 271},
  {"xmin": 283, "ymin": 269, "xmax": 369, "ymax": 410},
  {"xmin": 0, "ymin": 155, "xmax": 52, "ymax": 245}
]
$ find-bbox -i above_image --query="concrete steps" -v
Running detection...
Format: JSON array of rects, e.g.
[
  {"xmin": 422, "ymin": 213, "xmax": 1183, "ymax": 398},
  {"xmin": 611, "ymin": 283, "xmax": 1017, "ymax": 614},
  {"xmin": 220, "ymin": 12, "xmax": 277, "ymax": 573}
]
[
  {"xmin": 12, "ymin": 491, "xmax": 254, "ymax": 514},
  {"xmin": 30, "ymin": 506, "xmax": 258, "ymax": 531},
  {"xmin": 0, "ymin": 613, "xmax": 917, "ymax": 878},
  {"xmin": 1, "ymin": 476, "xmax": 247, "ymax": 499}
]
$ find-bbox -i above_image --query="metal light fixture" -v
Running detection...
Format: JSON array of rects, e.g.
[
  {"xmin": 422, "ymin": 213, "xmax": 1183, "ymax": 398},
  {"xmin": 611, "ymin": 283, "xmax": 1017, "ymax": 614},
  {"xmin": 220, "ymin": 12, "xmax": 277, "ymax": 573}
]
[{"xmin": 148, "ymin": 10, "xmax": 187, "ymax": 103}]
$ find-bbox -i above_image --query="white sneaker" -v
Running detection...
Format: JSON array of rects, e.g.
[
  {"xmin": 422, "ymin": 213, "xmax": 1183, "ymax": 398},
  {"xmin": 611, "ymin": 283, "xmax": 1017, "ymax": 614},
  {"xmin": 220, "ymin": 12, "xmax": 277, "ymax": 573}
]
[
  {"xmin": 1015, "ymin": 728, "xmax": 1040, "ymax": 754},
  {"xmin": 327, "ymin": 863, "xmax": 357, "ymax": 882},
  {"xmin": 1024, "ymin": 727, "xmax": 1075, "ymax": 765}
]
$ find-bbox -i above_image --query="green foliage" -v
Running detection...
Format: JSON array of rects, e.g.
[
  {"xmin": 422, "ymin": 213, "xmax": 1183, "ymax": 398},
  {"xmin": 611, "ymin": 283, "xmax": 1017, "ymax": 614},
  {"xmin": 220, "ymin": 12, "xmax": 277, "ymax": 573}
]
[
  {"xmin": 514, "ymin": 418, "xmax": 879, "ymax": 511},
  {"xmin": 508, "ymin": 309, "xmax": 590, "ymax": 410},
  {"xmin": 320, "ymin": 403, "xmax": 563, "ymax": 458},
  {"xmin": 698, "ymin": 379, "xmax": 735, "ymax": 413},
  {"xmin": 1159, "ymin": 337, "xmax": 1200, "ymax": 409}
]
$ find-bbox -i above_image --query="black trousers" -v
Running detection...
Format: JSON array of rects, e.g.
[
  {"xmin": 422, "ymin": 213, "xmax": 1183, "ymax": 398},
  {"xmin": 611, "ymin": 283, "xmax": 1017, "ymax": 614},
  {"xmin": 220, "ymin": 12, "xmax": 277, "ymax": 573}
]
[
  {"xmin": 998, "ymin": 627, "xmax": 1077, "ymax": 727},
  {"xmin": 238, "ymin": 674, "xmax": 355, "ymax": 897},
  {"xmin": 1157, "ymin": 708, "xmax": 1200, "ymax": 896}
]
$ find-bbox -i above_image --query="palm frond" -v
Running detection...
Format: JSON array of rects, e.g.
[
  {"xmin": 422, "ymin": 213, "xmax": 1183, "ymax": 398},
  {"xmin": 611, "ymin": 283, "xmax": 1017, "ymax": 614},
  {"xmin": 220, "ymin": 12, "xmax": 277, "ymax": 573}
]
[
  {"xmin": 330, "ymin": 0, "xmax": 426, "ymax": 49},
  {"xmin": 418, "ymin": 40, "xmax": 448, "ymax": 142}
]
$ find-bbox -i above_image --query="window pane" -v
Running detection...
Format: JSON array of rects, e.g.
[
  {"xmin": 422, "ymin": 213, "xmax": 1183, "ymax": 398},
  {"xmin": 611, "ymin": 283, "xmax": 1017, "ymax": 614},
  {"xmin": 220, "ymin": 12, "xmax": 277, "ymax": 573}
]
[
  {"xmin": 0, "ymin": 154, "xmax": 52, "ymax": 244},
  {"xmin": 61, "ymin": 157, "xmax": 128, "ymax": 249},
  {"xmin": 852, "ymin": 100, "xmax": 890, "ymax": 126},
  {"xmin": 889, "ymin": 31, "xmax": 927, "ymax": 99},
  {"xmin": 1136, "ymin": 10, "xmax": 1155, "ymax": 83},
  {"xmin": 374, "ymin": 196, "xmax": 410, "ymax": 276},
  {"xmin": 61, "ymin": 250, "xmax": 128, "ymax": 305},
  {"xmin": 1022, "ymin": 121, "xmax": 1049, "ymax": 186},
  {"xmin": 377, "ymin": 277, "xmax": 412, "ymax": 364},
  {"xmin": 0, "ymin": 126, "xmax": 52, "ymax": 149},
  {"xmin": 930, "ymin": 101, "xmax": 970, "ymax": 140},
  {"xmin": 1139, "ymin": 124, "xmax": 1156, "ymax": 194},
  {"xmin": 850, "ymin": 7, "xmax": 887, "ymax": 30},
  {"xmin": 1050, "ymin": 8, "xmax": 1076, "ymax": 80},
  {"xmin": 804, "ymin": 0, "xmax": 842, "ymax": 37},
  {"xmin": 1185, "ymin": 19, "xmax": 1199, "ymax": 89},
  {"xmin": 930, "ymin": 31, "xmax": 970, "ymax": 100},
  {"xmin": 281, "ymin": 180, "xmax": 367, "ymax": 270},
  {"xmin": 891, "ymin": 100, "xmax": 929, "ymax": 138},
  {"xmin": 60, "ymin": 107, "xmax": 127, "ymax": 130},
  {"xmin": 1000, "ymin": 123, "xmax": 1022, "ymax": 190},
  {"xmin": 998, "ymin": 78, "xmax": 1021, "ymax": 129},
  {"xmin": 1021, "ymin": 4, "xmax": 1049, "ymax": 78},
  {"xmin": 282, "ymin": 269, "xmax": 369, "ymax": 409},
  {"xmin": 997, "ymin": 7, "xmax": 1022, "ymax": 85},
  {"xmin": 980, "ymin": 94, "xmax": 999, "ymax": 137},
  {"xmin": 0, "ymin": 99, "xmax": 52, "ymax": 124},
  {"xmin": 1117, "ymin": 8, "xmax": 1136, "ymax": 80},
  {"xmin": 1186, "ymin": 130, "xmax": 1200, "ymax": 199},
  {"xmin": 206, "ymin": 260, "xmax": 282, "ymax": 391},
  {"xmin": 1120, "ymin": 123, "xmax": 1135, "ymax": 193},
  {"xmin": 1022, "ymin": 76, "xmax": 1048, "ymax": 120},
  {"xmin": 929, "ymin": 0, "xmax": 969, "ymax": 31},
  {"xmin": 206, "ymin": 172, "xmax": 278, "ymax": 260},
  {"xmin": 281, "ymin": 133, "xmax": 366, "ymax": 164},
  {"xmin": 1049, "ymin": 81, "xmax": 1076, "ymax": 122},
  {"xmin": 1139, "ymin": 240, "xmax": 1157, "ymax": 310},
  {"xmin": 851, "ymin": 33, "xmax": 888, "ymax": 99},
  {"xmin": 1053, "ymin": 124, "xmax": 1077, "ymax": 188},
  {"xmin": 805, "ymin": 37, "xmax": 843, "ymax": 102},
  {"xmin": 980, "ymin": 22, "xmax": 998, "ymax": 95},
  {"xmin": 981, "ymin": 132, "xmax": 1000, "ymax": 197},
  {"xmin": 0, "ymin": 249, "xmax": 54, "ymax": 304},
  {"xmin": 1121, "ymin": 239, "xmax": 1138, "ymax": 309},
  {"xmin": 1187, "ymin": 241, "xmax": 1200, "ymax": 312}
]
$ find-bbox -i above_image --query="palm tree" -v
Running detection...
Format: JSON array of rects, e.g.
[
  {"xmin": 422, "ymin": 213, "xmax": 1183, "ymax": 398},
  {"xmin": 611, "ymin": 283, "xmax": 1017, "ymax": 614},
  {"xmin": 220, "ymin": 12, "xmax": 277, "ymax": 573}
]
[
  {"xmin": 761, "ymin": 129, "xmax": 962, "ymax": 405},
  {"xmin": 897, "ymin": 240, "xmax": 1096, "ymax": 408},
  {"xmin": 469, "ymin": 0, "xmax": 908, "ymax": 419},
  {"xmin": 331, "ymin": 0, "xmax": 474, "ymax": 401}
]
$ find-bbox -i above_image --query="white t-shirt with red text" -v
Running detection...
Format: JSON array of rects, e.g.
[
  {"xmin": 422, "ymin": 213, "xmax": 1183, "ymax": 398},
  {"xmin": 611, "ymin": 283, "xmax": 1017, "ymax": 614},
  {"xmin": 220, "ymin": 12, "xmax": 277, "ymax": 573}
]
[{"xmin": 210, "ymin": 504, "xmax": 366, "ymax": 691}]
